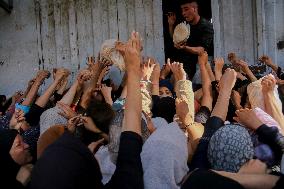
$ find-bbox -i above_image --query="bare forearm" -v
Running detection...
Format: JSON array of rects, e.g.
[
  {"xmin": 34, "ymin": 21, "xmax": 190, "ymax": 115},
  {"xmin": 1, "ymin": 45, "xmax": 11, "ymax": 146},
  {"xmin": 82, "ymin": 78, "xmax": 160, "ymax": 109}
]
[
  {"xmin": 268, "ymin": 63, "xmax": 279, "ymax": 73},
  {"xmin": 59, "ymin": 81, "xmax": 79, "ymax": 105},
  {"xmin": 214, "ymin": 68, "xmax": 223, "ymax": 81},
  {"xmin": 184, "ymin": 46, "xmax": 204, "ymax": 55},
  {"xmin": 263, "ymin": 92, "xmax": 284, "ymax": 127},
  {"xmin": 120, "ymin": 85, "xmax": 127, "ymax": 99},
  {"xmin": 206, "ymin": 63, "xmax": 215, "ymax": 81},
  {"xmin": 200, "ymin": 64, "xmax": 213, "ymax": 110},
  {"xmin": 22, "ymin": 82, "xmax": 41, "ymax": 106},
  {"xmin": 23, "ymin": 85, "xmax": 32, "ymax": 98},
  {"xmin": 57, "ymin": 81, "xmax": 68, "ymax": 95},
  {"xmin": 169, "ymin": 25, "xmax": 174, "ymax": 38},
  {"xmin": 152, "ymin": 78, "xmax": 159, "ymax": 96},
  {"xmin": 211, "ymin": 91, "xmax": 231, "ymax": 121},
  {"xmin": 36, "ymin": 80, "xmax": 61, "ymax": 108},
  {"xmin": 104, "ymin": 95, "xmax": 113, "ymax": 106},
  {"xmin": 123, "ymin": 73, "xmax": 142, "ymax": 135},
  {"xmin": 244, "ymin": 67, "xmax": 257, "ymax": 82}
]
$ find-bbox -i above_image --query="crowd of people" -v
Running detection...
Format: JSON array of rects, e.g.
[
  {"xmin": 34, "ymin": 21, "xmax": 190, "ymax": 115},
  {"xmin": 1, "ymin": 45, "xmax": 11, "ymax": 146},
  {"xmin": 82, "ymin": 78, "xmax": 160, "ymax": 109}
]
[{"xmin": 1, "ymin": 0, "xmax": 284, "ymax": 188}]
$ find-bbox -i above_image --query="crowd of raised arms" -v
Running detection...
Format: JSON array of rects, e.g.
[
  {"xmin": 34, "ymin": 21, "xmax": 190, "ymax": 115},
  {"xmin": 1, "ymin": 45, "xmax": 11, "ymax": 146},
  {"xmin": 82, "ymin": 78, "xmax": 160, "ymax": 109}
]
[
  {"xmin": 1, "ymin": 2, "xmax": 284, "ymax": 188},
  {"xmin": 0, "ymin": 30, "xmax": 284, "ymax": 189}
]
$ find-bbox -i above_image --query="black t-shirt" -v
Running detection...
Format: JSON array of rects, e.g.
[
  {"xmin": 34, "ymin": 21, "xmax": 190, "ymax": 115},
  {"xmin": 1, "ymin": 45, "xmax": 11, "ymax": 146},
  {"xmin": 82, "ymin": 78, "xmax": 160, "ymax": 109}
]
[{"xmin": 175, "ymin": 17, "xmax": 214, "ymax": 80}]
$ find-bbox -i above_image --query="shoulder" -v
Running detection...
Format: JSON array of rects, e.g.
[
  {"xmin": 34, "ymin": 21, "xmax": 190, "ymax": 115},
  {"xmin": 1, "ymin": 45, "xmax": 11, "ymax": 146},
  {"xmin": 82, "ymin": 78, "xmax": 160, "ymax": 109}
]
[{"xmin": 199, "ymin": 18, "xmax": 213, "ymax": 31}]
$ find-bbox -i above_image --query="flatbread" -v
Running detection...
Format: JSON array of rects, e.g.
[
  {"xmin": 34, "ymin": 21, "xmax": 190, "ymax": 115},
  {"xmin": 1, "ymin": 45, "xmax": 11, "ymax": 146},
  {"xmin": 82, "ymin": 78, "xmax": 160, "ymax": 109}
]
[
  {"xmin": 173, "ymin": 22, "xmax": 190, "ymax": 45},
  {"xmin": 100, "ymin": 39, "xmax": 125, "ymax": 71}
]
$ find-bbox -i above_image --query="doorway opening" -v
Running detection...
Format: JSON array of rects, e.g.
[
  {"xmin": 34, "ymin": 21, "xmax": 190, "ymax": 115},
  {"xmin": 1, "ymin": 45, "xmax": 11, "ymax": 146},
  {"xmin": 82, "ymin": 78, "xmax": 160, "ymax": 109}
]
[{"xmin": 162, "ymin": 0, "xmax": 213, "ymax": 61}]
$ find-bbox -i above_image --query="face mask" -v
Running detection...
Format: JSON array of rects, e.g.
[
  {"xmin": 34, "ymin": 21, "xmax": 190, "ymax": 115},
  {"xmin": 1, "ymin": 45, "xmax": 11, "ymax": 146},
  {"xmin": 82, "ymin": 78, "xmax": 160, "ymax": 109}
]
[{"xmin": 160, "ymin": 94, "xmax": 174, "ymax": 99}]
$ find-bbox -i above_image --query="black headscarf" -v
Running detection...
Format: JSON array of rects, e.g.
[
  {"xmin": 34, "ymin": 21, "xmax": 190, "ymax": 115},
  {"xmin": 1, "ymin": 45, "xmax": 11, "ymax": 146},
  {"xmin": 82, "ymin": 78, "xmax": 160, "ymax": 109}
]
[
  {"xmin": 0, "ymin": 128, "xmax": 24, "ymax": 188},
  {"xmin": 30, "ymin": 131, "xmax": 103, "ymax": 189}
]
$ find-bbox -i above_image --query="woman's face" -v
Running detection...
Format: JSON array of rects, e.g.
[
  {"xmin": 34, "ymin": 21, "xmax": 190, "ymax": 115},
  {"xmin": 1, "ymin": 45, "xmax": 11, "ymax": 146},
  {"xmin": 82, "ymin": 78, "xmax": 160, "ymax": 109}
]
[{"xmin": 159, "ymin": 87, "xmax": 173, "ymax": 98}]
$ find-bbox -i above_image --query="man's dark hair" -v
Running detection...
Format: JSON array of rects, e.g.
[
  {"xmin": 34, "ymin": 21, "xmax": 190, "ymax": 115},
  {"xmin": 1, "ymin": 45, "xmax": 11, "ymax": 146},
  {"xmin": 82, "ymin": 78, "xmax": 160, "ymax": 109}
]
[{"xmin": 179, "ymin": 0, "xmax": 198, "ymax": 6}]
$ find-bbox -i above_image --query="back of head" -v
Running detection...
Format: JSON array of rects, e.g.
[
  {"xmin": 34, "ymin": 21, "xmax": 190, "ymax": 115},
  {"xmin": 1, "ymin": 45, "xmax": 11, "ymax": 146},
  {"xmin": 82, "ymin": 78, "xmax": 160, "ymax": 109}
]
[
  {"xmin": 141, "ymin": 122, "xmax": 189, "ymax": 189},
  {"xmin": 154, "ymin": 97, "xmax": 176, "ymax": 123},
  {"xmin": 31, "ymin": 132, "xmax": 103, "ymax": 189},
  {"xmin": 208, "ymin": 124, "xmax": 254, "ymax": 172},
  {"xmin": 37, "ymin": 125, "xmax": 65, "ymax": 159},
  {"xmin": 86, "ymin": 100, "xmax": 115, "ymax": 134}
]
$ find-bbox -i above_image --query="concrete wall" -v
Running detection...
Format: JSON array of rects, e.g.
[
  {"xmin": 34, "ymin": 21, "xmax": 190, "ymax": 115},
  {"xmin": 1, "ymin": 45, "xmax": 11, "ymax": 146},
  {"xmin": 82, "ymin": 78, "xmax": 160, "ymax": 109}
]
[{"xmin": 0, "ymin": 0, "xmax": 164, "ymax": 96}]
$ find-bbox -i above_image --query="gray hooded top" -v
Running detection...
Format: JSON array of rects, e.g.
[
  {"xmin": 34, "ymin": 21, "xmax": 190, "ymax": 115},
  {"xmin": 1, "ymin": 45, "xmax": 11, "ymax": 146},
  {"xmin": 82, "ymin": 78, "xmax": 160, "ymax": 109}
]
[{"xmin": 141, "ymin": 121, "xmax": 189, "ymax": 189}]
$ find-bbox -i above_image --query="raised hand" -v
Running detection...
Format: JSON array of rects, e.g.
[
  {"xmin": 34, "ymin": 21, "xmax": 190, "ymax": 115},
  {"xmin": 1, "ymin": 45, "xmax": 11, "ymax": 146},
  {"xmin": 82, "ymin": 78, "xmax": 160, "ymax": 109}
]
[
  {"xmin": 54, "ymin": 68, "xmax": 70, "ymax": 82},
  {"xmin": 259, "ymin": 55, "xmax": 273, "ymax": 66},
  {"xmin": 174, "ymin": 42, "xmax": 186, "ymax": 50},
  {"xmin": 77, "ymin": 69, "xmax": 92, "ymax": 85},
  {"xmin": 67, "ymin": 115, "xmax": 83, "ymax": 133},
  {"xmin": 175, "ymin": 96, "xmax": 193, "ymax": 126},
  {"xmin": 160, "ymin": 58, "xmax": 171, "ymax": 79},
  {"xmin": 235, "ymin": 59, "xmax": 249, "ymax": 72},
  {"xmin": 198, "ymin": 51, "xmax": 208, "ymax": 66},
  {"xmin": 218, "ymin": 68, "xmax": 237, "ymax": 92},
  {"xmin": 261, "ymin": 74, "xmax": 276, "ymax": 94},
  {"xmin": 57, "ymin": 102, "xmax": 77, "ymax": 120},
  {"xmin": 36, "ymin": 70, "xmax": 50, "ymax": 84},
  {"xmin": 234, "ymin": 108, "xmax": 263, "ymax": 130},
  {"xmin": 167, "ymin": 12, "xmax": 176, "ymax": 26},
  {"xmin": 121, "ymin": 31, "xmax": 142, "ymax": 73},
  {"xmin": 214, "ymin": 57, "xmax": 224, "ymax": 71},
  {"xmin": 81, "ymin": 116, "xmax": 102, "ymax": 134},
  {"xmin": 100, "ymin": 84, "xmax": 112, "ymax": 99},
  {"xmin": 88, "ymin": 138, "xmax": 105, "ymax": 154},
  {"xmin": 142, "ymin": 57, "xmax": 155, "ymax": 80},
  {"xmin": 169, "ymin": 61, "xmax": 186, "ymax": 81},
  {"xmin": 9, "ymin": 109, "xmax": 25, "ymax": 129},
  {"xmin": 12, "ymin": 91, "xmax": 24, "ymax": 104}
]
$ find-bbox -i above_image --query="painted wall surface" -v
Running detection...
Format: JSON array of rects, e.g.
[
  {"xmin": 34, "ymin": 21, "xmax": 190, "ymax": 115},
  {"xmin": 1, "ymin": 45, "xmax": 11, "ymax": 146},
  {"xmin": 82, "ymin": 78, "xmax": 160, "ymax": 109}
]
[
  {"xmin": 212, "ymin": 0, "xmax": 284, "ymax": 69},
  {"xmin": 0, "ymin": 0, "xmax": 164, "ymax": 96}
]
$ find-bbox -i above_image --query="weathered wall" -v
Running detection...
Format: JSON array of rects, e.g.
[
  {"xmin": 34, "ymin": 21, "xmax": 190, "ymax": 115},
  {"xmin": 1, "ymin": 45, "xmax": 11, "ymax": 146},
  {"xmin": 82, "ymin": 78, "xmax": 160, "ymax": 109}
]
[
  {"xmin": 0, "ymin": 0, "xmax": 164, "ymax": 96},
  {"xmin": 1, "ymin": 0, "xmax": 284, "ymax": 96},
  {"xmin": 212, "ymin": 0, "xmax": 284, "ymax": 69},
  {"xmin": 0, "ymin": 0, "xmax": 39, "ymax": 96}
]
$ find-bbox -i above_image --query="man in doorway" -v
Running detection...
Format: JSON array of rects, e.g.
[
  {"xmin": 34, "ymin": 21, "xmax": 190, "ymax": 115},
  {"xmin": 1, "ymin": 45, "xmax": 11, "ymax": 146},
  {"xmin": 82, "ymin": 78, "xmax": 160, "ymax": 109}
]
[{"xmin": 168, "ymin": 0, "xmax": 213, "ymax": 81}]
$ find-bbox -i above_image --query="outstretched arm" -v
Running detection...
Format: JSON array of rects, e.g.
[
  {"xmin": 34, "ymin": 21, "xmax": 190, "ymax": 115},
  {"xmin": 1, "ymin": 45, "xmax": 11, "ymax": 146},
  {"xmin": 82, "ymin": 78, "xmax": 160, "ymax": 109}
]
[
  {"xmin": 21, "ymin": 70, "xmax": 50, "ymax": 106},
  {"xmin": 198, "ymin": 51, "xmax": 213, "ymax": 111},
  {"xmin": 261, "ymin": 75, "xmax": 284, "ymax": 134},
  {"xmin": 35, "ymin": 69, "xmax": 68, "ymax": 108},
  {"xmin": 211, "ymin": 68, "xmax": 237, "ymax": 121},
  {"xmin": 59, "ymin": 69, "xmax": 92, "ymax": 106},
  {"xmin": 122, "ymin": 32, "xmax": 142, "ymax": 135}
]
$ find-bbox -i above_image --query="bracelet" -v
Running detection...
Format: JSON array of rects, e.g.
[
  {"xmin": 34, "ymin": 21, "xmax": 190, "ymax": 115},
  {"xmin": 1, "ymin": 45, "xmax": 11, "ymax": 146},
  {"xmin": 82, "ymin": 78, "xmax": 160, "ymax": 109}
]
[
  {"xmin": 184, "ymin": 122, "xmax": 195, "ymax": 129},
  {"xmin": 180, "ymin": 122, "xmax": 195, "ymax": 130}
]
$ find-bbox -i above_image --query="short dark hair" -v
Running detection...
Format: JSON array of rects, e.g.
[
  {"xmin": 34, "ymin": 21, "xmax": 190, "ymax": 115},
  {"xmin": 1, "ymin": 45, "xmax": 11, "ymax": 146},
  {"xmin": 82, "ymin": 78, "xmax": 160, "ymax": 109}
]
[{"xmin": 179, "ymin": 0, "xmax": 198, "ymax": 6}]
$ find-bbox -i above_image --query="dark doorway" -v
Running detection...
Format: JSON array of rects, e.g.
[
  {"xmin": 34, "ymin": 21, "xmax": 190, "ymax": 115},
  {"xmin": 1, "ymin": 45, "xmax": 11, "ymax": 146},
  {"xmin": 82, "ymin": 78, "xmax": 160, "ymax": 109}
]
[{"xmin": 162, "ymin": 0, "xmax": 212, "ymax": 61}]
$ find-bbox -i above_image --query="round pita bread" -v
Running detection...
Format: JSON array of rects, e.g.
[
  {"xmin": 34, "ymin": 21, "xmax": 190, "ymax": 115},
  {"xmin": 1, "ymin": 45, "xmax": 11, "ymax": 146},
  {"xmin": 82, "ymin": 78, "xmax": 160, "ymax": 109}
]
[
  {"xmin": 173, "ymin": 22, "xmax": 190, "ymax": 45},
  {"xmin": 100, "ymin": 39, "xmax": 125, "ymax": 71}
]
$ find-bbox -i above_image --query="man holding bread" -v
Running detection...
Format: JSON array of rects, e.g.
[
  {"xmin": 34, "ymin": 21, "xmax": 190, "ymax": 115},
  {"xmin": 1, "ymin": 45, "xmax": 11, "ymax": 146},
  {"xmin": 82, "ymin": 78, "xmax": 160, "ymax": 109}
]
[{"xmin": 168, "ymin": 0, "xmax": 213, "ymax": 81}]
